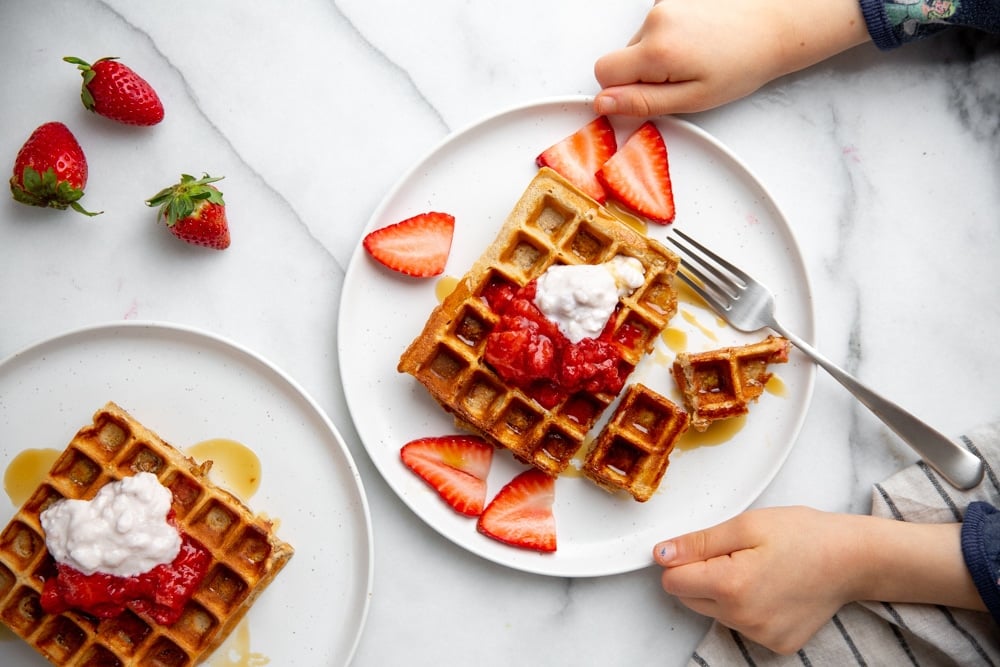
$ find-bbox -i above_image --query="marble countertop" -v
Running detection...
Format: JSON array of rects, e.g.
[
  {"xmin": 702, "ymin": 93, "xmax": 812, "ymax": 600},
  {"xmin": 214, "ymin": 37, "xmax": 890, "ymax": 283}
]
[{"xmin": 1, "ymin": 1, "xmax": 998, "ymax": 665}]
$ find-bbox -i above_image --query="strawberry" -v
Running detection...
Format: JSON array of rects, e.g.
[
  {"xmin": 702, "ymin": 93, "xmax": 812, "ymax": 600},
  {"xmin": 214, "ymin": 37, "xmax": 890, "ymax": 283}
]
[
  {"xmin": 145, "ymin": 174, "xmax": 230, "ymax": 249},
  {"xmin": 477, "ymin": 469, "xmax": 556, "ymax": 552},
  {"xmin": 9, "ymin": 121, "xmax": 100, "ymax": 216},
  {"xmin": 536, "ymin": 116, "xmax": 617, "ymax": 203},
  {"xmin": 363, "ymin": 211, "xmax": 454, "ymax": 277},
  {"xmin": 64, "ymin": 56, "xmax": 164, "ymax": 126},
  {"xmin": 597, "ymin": 121, "xmax": 675, "ymax": 224},
  {"xmin": 400, "ymin": 436, "xmax": 493, "ymax": 516}
]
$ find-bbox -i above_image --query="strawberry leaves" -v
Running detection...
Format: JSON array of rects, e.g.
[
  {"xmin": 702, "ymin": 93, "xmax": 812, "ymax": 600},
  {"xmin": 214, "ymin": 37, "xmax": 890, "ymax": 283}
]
[
  {"xmin": 9, "ymin": 121, "xmax": 100, "ymax": 216},
  {"xmin": 145, "ymin": 174, "xmax": 225, "ymax": 227}
]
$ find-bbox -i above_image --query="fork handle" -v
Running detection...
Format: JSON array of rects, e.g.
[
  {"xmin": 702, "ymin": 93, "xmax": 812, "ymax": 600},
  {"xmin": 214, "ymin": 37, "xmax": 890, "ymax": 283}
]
[{"xmin": 769, "ymin": 322, "xmax": 984, "ymax": 490}]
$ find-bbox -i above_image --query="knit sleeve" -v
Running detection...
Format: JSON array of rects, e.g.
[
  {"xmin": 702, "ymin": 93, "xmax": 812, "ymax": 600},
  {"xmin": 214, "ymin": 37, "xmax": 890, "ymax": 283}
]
[
  {"xmin": 859, "ymin": 0, "xmax": 1000, "ymax": 50},
  {"xmin": 961, "ymin": 501, "xmax": 1000, "ymax": 626}
]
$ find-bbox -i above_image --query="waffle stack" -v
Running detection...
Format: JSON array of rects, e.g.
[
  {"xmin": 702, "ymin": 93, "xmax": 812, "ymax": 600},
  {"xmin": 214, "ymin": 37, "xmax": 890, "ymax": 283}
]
[
  {"xmin": 0, "ymin": 402, "xmax": 293, "ymax": 666},
  {"xmin": 583, "ymin": 383, "xmax": 690, "ymax": 502},
  {"xmin": 398, "ymin": 167, "xmax": 680, "ymax": 477},
  {"xmin": 672, "ymin": 335, "xmax": 790, "ymax": 431}
]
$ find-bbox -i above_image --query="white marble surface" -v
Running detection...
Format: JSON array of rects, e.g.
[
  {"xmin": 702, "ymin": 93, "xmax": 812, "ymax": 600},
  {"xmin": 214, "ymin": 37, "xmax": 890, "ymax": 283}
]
[{"xmin": 1, "ymin": 1, "xmax": 998, "ymax": 665}]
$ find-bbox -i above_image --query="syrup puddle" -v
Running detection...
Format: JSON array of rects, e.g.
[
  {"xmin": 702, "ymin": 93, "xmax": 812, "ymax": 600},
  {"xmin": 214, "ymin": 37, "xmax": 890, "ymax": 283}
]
[
  {"xmin": 185, "ymin": 438, "xmax": 261, "ymax": 501},
  {"xmin": 207, "ymin": 619, "xmax": 269, "ymax": 666},
  {"xmin": 676, "ymin": 415, "xmax": 747, "ymax": 451},
  {"xmin": 4, "ymin": 448, "xmax": 61, "ymax": 506},
  {"xmin": 435, "ymin": 275, "xmax": 459, "ymax": 303}
]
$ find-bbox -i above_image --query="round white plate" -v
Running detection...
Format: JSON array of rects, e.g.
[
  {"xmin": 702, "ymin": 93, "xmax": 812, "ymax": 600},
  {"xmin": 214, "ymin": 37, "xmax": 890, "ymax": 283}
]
[
  {"xmin": 0, "ymin": 322, "xmax": 373, "ymax": 665},
  {"xmin": 339, "ymin": 96, "xmax": 815, "ymax": 577}
]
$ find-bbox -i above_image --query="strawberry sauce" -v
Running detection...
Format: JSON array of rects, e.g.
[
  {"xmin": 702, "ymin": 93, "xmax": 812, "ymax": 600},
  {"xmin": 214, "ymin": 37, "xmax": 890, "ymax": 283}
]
[
  {"xmin": 483, "ymin": 279, "xmax": 632, "ymax": 408},
  {"xmin": 40, "ymin": 532, "xmax": 211, "ymax": 626}
]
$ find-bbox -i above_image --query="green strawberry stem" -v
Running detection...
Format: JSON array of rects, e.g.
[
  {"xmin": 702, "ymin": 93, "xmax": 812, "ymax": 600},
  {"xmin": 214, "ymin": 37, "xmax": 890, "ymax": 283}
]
[
  {"xmin": 9, "ymin": 166, "xmax": 101, "ymax": 216},
  {"xmin": 145, "ymin": 173, "xmax": 225, "ymax": 226},
  {"xmin": 63, "ymin": 56, "xmax": 119, "ymax": 111}
]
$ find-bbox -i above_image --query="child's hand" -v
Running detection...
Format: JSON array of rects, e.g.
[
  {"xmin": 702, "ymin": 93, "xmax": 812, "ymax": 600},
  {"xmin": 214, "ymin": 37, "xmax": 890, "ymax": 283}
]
[
  {"xmin": 594, "ymin": 0, "xmax": 870, "ymax": 116},
  {"xmin": 654, "ymin": 507, "xmax": 858, "ymax": 654},
  {"xmin": 653, "ymin": 506, "xmax": 980, "ymax": 654}
]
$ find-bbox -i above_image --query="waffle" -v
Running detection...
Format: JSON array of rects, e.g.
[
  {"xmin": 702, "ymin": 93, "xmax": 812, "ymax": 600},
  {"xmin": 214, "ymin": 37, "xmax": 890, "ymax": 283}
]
[
  {"xmin": 583, "ymin": 383, "xmax": 689, "ymax": 502},
  {"xmin": 398, "ymin": 167, "xmax": 680, "ymax": 476},
  {"xmin": 0, "ymin": 402, "xmax": 293, "ymax": 666},
  {"xmin": 672, "ymin": 335, "xmax": 790, "ymax": 431}
]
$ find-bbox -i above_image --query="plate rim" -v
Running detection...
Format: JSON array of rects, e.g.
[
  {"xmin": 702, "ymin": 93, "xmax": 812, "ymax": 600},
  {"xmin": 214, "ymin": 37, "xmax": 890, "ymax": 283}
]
[
  {"xmin": 339, "ymin": 94, "xmax": 816, "ymax": 577},
  {"xmin": 0, "ymin": 319, "xmax": 375, "ymax": 665}
]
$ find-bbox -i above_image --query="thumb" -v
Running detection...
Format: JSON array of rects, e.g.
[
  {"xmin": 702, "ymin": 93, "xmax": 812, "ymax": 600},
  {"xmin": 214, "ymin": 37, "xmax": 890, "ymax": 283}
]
[
  {"xmin": 653, "ymin": 514, "xmax": 759, "ymax": 566},
  {"xmin": 594, "ymin": 81, "xmax": 710, "ymax": 117}
]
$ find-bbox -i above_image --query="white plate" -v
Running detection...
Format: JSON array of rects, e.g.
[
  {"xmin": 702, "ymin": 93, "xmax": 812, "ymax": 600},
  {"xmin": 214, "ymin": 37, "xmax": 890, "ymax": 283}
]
[
  {"xmin": 339, "ymin": 96, "xmax": 815, "ymax": 577},
  {"xmin": 0, "ymin": 322, "xmax": 372, "ymax": 665}
]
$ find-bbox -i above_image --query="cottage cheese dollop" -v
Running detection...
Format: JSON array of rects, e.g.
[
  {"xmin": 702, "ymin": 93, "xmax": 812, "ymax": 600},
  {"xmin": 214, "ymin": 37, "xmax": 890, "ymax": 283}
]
[
  {"xmin": 534, "ymin": 255, "xmax": 645, "ymax": 343},
  {"xmin": 39, "ymin": 471, "xmax": 181, "ymax": 577}
]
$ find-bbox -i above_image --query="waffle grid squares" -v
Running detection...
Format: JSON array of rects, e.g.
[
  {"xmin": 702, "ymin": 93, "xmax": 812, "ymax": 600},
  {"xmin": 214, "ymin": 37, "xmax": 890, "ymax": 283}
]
[
  {"xmin": 0, "ymin": 402, "xmax": 293, "ymax": 666},
  {"xmin": 399, "ymin": 168, "xmax": 680, "ymax": 478},
  {"xmin": 583, "ymin": 383, "xmax": 690, "ymax": 502},
  {"xmin": 672, "ymin": 335, "xmax": 790, "ymax": 431}
]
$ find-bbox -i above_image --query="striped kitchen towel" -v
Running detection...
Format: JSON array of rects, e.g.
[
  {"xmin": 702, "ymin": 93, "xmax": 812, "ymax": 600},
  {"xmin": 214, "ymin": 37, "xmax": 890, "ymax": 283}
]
[{"xmin": 690, "ymin": 421, "xmax": 1000, "ymax": 666}]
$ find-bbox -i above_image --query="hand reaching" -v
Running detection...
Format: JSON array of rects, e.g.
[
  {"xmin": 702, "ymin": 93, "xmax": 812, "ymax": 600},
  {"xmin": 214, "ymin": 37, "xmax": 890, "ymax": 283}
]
[
  {"xmin": 653, "ymin": 506, "xmax": 981, "ymax": 654},
  {"xmin": 594, "ymin": 0, "xmax": 871, "ymax": 116}
]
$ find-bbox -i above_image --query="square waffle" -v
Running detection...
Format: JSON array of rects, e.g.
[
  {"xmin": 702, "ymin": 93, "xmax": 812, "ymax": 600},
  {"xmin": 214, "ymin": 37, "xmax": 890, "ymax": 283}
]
[
  {"xmin": 0, "ymin": 402, "xmax": 293, "ymax": 666},
  {"xmin": 398, "ymin": 167, "xmax": 680, "ymax": 476},
  {"xmin": 583, "ymin": 383, "xmax": 689, "ymax": 502},
  {"xmin": 672, "ymin": 335, "xmax": 790, "ymax": 431}
]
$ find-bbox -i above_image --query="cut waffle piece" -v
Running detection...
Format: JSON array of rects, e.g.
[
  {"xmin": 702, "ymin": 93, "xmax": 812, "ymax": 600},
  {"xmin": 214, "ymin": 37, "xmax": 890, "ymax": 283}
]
[
  {"xmin": 398, "ymin": 167, "xmax": 680, "ymax": 476},
  {"xmin": 0, "ymin": 402, "xmax": 293, "ymax": 666},
  {"xmin": 583, "ymin": 383, "xmax": 689, "ymax": 502},
  {"xmin": 672, "ymin": 335, "xmax": 790, "ymax": 431}
]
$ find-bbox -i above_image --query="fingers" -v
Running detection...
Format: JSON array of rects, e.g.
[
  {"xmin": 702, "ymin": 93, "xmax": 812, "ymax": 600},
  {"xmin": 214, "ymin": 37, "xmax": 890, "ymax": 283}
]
[
  {"xmin": 653, "ymin": 512, "xmax": 760, "ymax": 567},
  {"xmin": 594, "ymin": 48, "xmax": 656, "ymax": 89},
  {"xmin": 594, "ymin": 81, "xmax": 712, "ymax": 117}
]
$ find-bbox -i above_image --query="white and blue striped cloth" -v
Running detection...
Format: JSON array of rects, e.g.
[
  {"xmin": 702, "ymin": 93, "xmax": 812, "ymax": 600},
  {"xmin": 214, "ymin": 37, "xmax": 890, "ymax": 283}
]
[{"xmin": 691, "ymin": 421, "xmax": 1000, "ymax": 666}]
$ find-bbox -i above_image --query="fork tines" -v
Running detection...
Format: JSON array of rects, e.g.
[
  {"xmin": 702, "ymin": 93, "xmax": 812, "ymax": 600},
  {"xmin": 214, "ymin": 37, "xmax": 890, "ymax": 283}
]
[{"xmin": 667, "ymin": 229, "xmax": 748, "ymax": 312}]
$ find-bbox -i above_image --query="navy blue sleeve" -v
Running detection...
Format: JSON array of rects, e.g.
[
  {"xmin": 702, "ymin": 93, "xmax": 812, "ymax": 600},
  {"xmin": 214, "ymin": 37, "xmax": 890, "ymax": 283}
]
[
  {"xmin": 859, "ymin": 0, "xmax": 1000, "ymax": 50},
  {"xmin": 961, "ymin": 501, "xmax": 1000, "ymax": 625}
]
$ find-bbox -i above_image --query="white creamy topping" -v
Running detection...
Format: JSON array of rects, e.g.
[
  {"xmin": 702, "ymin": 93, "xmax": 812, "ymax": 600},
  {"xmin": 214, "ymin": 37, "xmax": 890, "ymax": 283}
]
[
  {"xmin": 39, "ymin": 471, "xmax": 181, "ymax": 577},
  {"xmin": 534, "ymin": 255, "xmax": 645, "ymax": 343}
]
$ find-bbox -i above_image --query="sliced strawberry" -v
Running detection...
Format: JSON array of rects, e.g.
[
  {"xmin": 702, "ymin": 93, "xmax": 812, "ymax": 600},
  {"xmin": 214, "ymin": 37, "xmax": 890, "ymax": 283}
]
[
  {"xmin": 363, "ymin": 211, "xmax": 455, "ymax": 277},
  {"xmin": 536, "ymin": 116, "xmax": 617, "ymax": 203},
  {"xmin": 597, "ymin": 121, "xmax": 675, "ymax": 224},
  {"xmin": 477, "ymin": 469, "xmax": 556, "ymax": 552},
  {"xmin": 400, "ymin": 436, "xmax": 493, "ymax": 516}
]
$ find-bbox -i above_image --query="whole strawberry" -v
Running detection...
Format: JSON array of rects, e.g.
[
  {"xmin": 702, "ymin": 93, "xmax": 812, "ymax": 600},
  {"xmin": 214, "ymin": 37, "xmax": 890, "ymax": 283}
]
[
  {"xmin": 9, "ymin": 121, "xmax": 100, "ymax": 216},
  {"xmin": 64, "ymin": 56, "xmax": 164, "ymax": 126},
  {"xmin": 146, "ymin": 174, "xmax": 230, "ymax": 249}
]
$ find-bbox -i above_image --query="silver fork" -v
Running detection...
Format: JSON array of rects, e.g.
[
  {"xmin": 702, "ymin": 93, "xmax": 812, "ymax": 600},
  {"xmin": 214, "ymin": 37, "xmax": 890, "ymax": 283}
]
[{"xmin": 668, "ymin": 228, "xmax": 984, "ymax": 490}]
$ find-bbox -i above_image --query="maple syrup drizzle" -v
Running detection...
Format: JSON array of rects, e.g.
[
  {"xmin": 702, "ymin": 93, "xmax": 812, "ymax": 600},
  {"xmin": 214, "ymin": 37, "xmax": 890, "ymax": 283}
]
[
  {"xmin": 765, "ymin": 374, "xmax": 787, "ymax": 397},
  {"xmin": 3, "ymin": 448, "xmax": 61, "ymax": 506},
  {"xmin": 675, "ymin": 415, "xmax": 747, "ymax": 451},
  {"xmin": 185, "ymin": 438, "xmax": 261, "ymax": 502},
  {"xmin": 435, "ymin": 275, "xmax": 459, "ymax": 303},
  {"xmin": 661, "ymin": 327, "xmax": 687, "ymax": 353},
  {"xmin": 606, "ymin": 202, "xmax": 648, "ymax": 234},
  {"xmin": 207, "ymin": 618, "xmax": 267, "ymax": 667}
]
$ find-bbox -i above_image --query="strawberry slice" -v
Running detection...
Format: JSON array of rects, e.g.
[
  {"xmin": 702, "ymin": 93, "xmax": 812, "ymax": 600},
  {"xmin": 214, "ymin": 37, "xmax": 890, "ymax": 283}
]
[
  {"xmin": 536, "ymin": 116, "xmax": 617, "ymax": 203},
  {"xmin": 363, "ymin": 211, "xmax": 455, "ymax": 277},
  {"xmin": 477, "ymin": 469, "xmax": 556, "ymax": 552},
  {"xmin": 597, "ymin": 121, "xmax": 675, "ymax": 224},
  {"xmin": 400, "ymin": 436, "xmax": 493, "ymax": 516}
]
